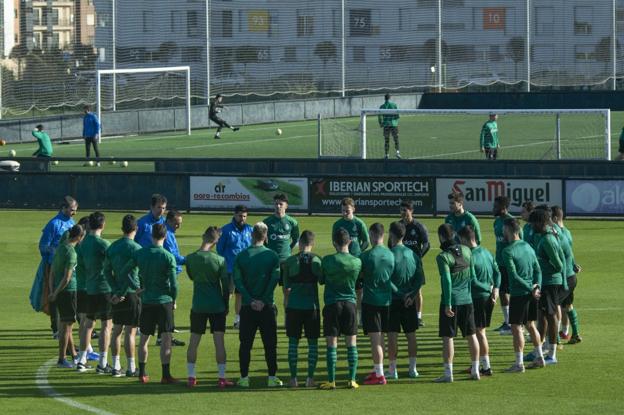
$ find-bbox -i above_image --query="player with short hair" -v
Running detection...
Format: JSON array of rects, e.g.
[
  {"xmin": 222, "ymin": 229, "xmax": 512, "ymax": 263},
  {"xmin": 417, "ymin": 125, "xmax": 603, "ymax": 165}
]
[
  {"xmin": 104, "ymin": 214, "xmax": 142, "ymax": 377},
  {"xmin": 359, "ymin": 223, "xmax": 395, "ymax": 385},
  {"xmin": 386, "ymin": 221, "xmax": 424, "ymax": 380},
  {"xmin": 458, "ymin": 225, "xmax": 500, "ymax": 376},
  {"xmin": 434, "ymin": 224, "xmax": 480, "ymax": 383},
  {"xmin": 76, "ymin": 212, "xmax": 112, "ymax": 374},
  {"xmin": 82, "ymin": 105, "xmax": 101, "ymax": 165},
  {"xmin": 399, "ymin": 200, "xmax": 430, "ymax": 327},
  {"xmin": 135, "ymin": 194, "xmax": 167, "ymax": 248},
  {"xmin": 209, "ymin": 94, "xmax": 240, "ymax": 139},
  {"xmin": 282, "ymin": 230, "xmax": 322, "ymax": 388},
  {"xmin": 49, "ymin": 224, "xmax": 85, "ymax": 368},
  {"xmin": 332, "ymin": 197, "xmax": 369, "ymax": 258},
  {"xmin": 234, "ymin": 222, "xmax": 282, "ymax": 388},
  {"xmin": 161, "ymin": 209, "xmax": 186, "ymax": 347},
  {"xmin": 480, "ymin": 112, "xmax": 499, "ymax": 160},
  {"xmin": 319, "ymin": 228, "xmax": 362, "ymax": 390},
  {"xmin": 124, "ymin": 223, "xmax": 178, "ymax": 384},
  {"xmin": 521, "ymin": 201, "xmax": 535, "ymax": 248},
  {"xmin": 185, "ymin": 226, "xmax": 233, "ymax": 389},
  {"xmin": 378, "ymin": 93, "xmax": 401, "ymax": 159},
  {"xmin": 216, "ymin": 205, "xmax": 253, "ymax": 329},
  {"xmin": 502, "ymin": 218, "xmax": 544, "ymax": 372},
  {"xmin": 32, "ymin": 124, "xmax": 53, "ymax": 158},
  {"xmin": 445, "ymin": 192, "xmax": 482, "ymax": 245}
]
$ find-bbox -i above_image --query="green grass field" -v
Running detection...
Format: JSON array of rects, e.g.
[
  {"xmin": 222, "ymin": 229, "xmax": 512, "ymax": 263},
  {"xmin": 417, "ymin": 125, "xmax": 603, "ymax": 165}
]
[{"xmin": 1, "ymin": 210, "xmax": 622, "ymax": 414}]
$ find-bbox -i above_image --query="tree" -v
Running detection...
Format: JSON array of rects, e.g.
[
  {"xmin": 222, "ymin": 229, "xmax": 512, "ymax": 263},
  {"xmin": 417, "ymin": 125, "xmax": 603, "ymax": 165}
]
[
  {"xmin": 314, "ymin": 41, "xmax": 337, "ymax": 68},
  {"xmin": 506, "ymin": 37, "xmax": 525, "ymax": 81}
]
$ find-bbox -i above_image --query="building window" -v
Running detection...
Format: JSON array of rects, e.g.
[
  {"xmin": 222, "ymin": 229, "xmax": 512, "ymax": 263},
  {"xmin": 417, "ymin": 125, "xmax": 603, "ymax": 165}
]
[
  {"xmin": 183, "ymin": 46, "xmax": 203, "ymax": 62},
  {"xmin": 222, "ymin": 10, "xmax": 233, "ymax": 37},
  {"xmin": 574, "ymin": 6, "xmax": 592, "ymax": 35},
  {"xmin": 284, "ymin": 46, "xmax": 297, "ymax": 62},
  {"xmin": 575, "ymin": 44, "xmax": 595, "ymax": 61},
  {"xmin": 297, "ymin": 12, "xmax": 314, "ymax": 37},
  {"xmin": 33, "ymin": 8, "xmax": 42, "ymax": 25},
  {"xmin": 617, "ymin": 9, "xmax": 624, "ymax": 33},
  {"xmin": 187, "ymin": 11, "xmax": 200, "ymax": 37},
  {"xmin": 171, "ymin": 11, "xmax": 183, "ymax": 33},
  {"xmin": 142, "ymin": 11, "xmax": 153, "ymax": 33},
  {"xmin": 332, "ymin": 9, "xmax": 341, "ymax": 37},
  {"xmin": 535, "ymin": 7, "xmax": 554, "ymax": 36},
  {"xmin": 350, "ymin": 9, "xmax": 372, "ymax": 37},
  {"xmin": 353, "ymin": 46, "xmax": 365, "ymax": 62}
]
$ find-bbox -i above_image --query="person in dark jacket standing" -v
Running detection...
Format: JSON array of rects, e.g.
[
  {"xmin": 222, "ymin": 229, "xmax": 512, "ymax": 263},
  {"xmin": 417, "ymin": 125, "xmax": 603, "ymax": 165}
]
[{"xmin": 82, "ymin": 105, "xmax": 101, "ymax": 166}]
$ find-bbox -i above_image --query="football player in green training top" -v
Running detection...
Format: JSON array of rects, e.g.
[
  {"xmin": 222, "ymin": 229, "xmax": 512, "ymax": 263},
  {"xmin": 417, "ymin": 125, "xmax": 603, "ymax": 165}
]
[
  {"xmin": 234, "ymin": 222, "xmax": 282, "ymax": 388},
  {"xmin": 282, "ymin": 230, "xmax": 322, "ymax": 388},
  {"xmin": 378, "ymin": 93, "xmax": 401, "ymax": 159},
  {"xmin": 49, "ymin": 224, "xmax": 85, "ymax": 368},
  {"xmin": 185, "ymin": 226, "xmax": 233, "ymax": 389},
  {"xmin": 76, "ymin": 212, "xmax": 112, "ymax": 374},
  {"xmin": 445, "ymin": 192, "xmax": 482, "ymax": 245},
  {"xmin": 332, "ymin": 197, "xmax": 369, "ymax": 257},
  {"xmin": 105, "ymin": 214, "xmax": 143, "ymax": 378},
  {"xmin": 551, "ymin": 206, "xmax": 582, "ymax": 345},
  {"xmin": 521, "ymin": 201, "xmax": 535, "ymax": 248},
  {"xmin": 502, "ymin": 218, "xmax": 544, "ymax": 372},
  {"xmin": 263, "ymin": 193, "xmax": 300, "ymax": 310},
  {"xmin": 434, "ymin": 224, "xmax": 480, "ymax": 383},
  {"xmin": 386, "ymin": 221, "xmax": 424, "ymax": 380},
  {"xmin": 459, "ymin": 226, "xmax": 499, "ymax": 377},
  {"xmin": 319, "ymin": 228, "xmax": 362, "ymax": 390},
  {"xmin": 480, "ymin": 112, "xmax": 499, "ymax": 160},
  {"xmin": 359, "ymin": 223, "xmax": 395, "ymax": 386}
]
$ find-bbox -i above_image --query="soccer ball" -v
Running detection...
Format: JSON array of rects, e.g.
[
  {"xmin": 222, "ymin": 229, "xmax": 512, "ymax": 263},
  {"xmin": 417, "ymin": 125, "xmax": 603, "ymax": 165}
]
[
  {"xmin": 121, "ymin": 161, "xmax": 128, "ymax": 168},
  {"xmin": 52, "ymin": 160, "xmax": 59, "ymax": 166},
  {"xmin": 110, "ymin": 160, "xmax": 117, "ymax": 165},
  {"xmin": 88, "ymin": 160, "xmax": 94, "ymax": 167},
  {"xmin": 276, "ymin": 128, "xmax": 283, "ymax": 136},
  {"xmin": 8, "ymin": 149, "xmax": 16, "ymax": 157},
  {"xmin": 0, "ymin": 139, "xmax": 6, "ymax": 146}
]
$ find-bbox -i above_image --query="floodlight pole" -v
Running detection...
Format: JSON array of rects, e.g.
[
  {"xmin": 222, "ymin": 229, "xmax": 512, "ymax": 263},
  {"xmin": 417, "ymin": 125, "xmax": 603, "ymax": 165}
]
[
  {"xmin": 112, "ymin": 0, "xmax": 117, "ymax": 111},
  {"xmin": 341, "ymin": 0, "xmax": 345, "ymax": 97},
  {"xmin": 437, "ymin": 0, "xmax": 442, "ymax": 93},
  {"xmin": 96, "ymin": 71, "xmax": 101, "ymax": 129},
  {"xmin": 526, "ymin": 0, "xmax": 531, "ymax": 92},
  {"xmin": 360, "ymin": 111, "xmax": 367, "ymax": 159},
  {"xmin": 206, "ymin": 0, "xmax": 211, "ymax": 104}
]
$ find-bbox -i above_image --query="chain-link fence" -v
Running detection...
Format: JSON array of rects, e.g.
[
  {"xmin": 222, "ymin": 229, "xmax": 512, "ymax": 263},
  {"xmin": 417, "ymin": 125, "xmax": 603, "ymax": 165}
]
[{"xmin": 2, "ymin": 0, "xmax": 624, "ymax": 119}]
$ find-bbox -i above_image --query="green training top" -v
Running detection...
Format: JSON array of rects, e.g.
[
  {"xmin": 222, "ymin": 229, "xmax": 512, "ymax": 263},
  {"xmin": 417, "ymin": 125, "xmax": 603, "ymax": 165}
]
[
  {"xmin": 123, "ymin": 245, "xmax": 178, "ymax": 304},
  {"xmin": 263, "ymin": 214, "xmax": 300, "ymax": 262},
  {"xmin": 378, "ymin": 100, "xmax": 399, "ymax": 127},
  {"xmin": 502, "ymin": 239, "xmax": 542, "ymax": 297},
  {"xmin": 522, "ymin": 222, "xmax": 535, "ymax": 249},
  {"xmin": 480, "ymin": 120, "xmax": 499, "ymax": 149},
  {"xmin": 390, "ymin": 244, "xmax": 424, "ymax": 300},
  {"xmin": 359, "ymin": 245, "xmax": 396, "ymax": 306},
  {"xmin": 79, "ymin": 233, "xmax": 111, "ymax": 295},
  {"xmin": 436, "ymin": 244, "xmax": 474, "ymax": 307},
  {"xmin": 186, "ymin": 250, "xmax": 229, "ymax": 314},
  {"xmin": 320, "ymin": 252, "xmax": 362, "ymax": 305},
  {"xmin": 52, "ymin": 242, "xmax": 77, "ymax": 292},
  {"xmin": 234, "ymin": 245, "xmax": 280, "ymax": 306},
  {"xmin": 332, "ymin": 216, "xmax": 370, "ymax": 257},
  {"xmin": 470, "ymin": 246, "xmax": 501, "ymax": 299},
  {"xmin": 444, "ymin": 211, "xmax": 482, "ymax": 245},
  {"xmin": 558, "ymin": 226, "xmax": 576, "ymax": 278},
  {"xmin": 283, "ymin": 252, "xmax": 322, "ymax": 310},
  {"xmin": 103, "ymin": 237, "xmax": 142, "ymax": 297},
  {"xmin": 494, "ymin": 213, "xmax": 523, "ymax": 266},
  {"xmin": 32, "ymin": 130, "xmax": 53, "ymax": 157},
  {"xmin": 535, "ymin": 232, "xmax": 565, "ymax": 286}
]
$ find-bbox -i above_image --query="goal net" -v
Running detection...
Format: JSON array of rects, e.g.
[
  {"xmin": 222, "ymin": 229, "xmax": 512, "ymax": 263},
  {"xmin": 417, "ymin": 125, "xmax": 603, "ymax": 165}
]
[
  {"xmin": 97, "ymin": 66, "xmax": 192, "ymax": 136},
  {"xmin": 318, "ymin": 109, "xmax": 611, "ymax": 160}
]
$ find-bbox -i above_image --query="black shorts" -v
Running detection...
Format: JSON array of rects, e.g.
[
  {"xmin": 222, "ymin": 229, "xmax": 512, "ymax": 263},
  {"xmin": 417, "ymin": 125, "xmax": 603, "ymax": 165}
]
[
  {"xmin": 383, "ymin": 126, "xmax": 399, "ymax": 139},
  {"xmin": 76, "ymin": 290, "xmax": 88, "ymax": 314},
  {"xmin": 560, "ymin": 275, "xmax": 577, "ymax": 307},
  {"xmin": 499, "ymin": 266, "xmax": 509, "ymax": 295},
  {"xmin": 286, "ymin": 308, "xmax": 321, "ymax": 339},
  {"xmin": 388, "ymin": 299, "xmax": 418, "ymax": 333},
  {"xmin": 140, "ymin": 302, "xmax": 174, "ymax": 336},
  {"xmin": 86, "ymin": 293, "xmax": 113, "ymax": 321},
  {"xmin": 112, "ymin": 293, "xmax": 141, "ymax": 327},
  {"xmin": 485, "ymin": 147, "xmax": 498, "ymax": 160},
  {"xmin": 209, "ymin": 114, "xmax": 227, "ymax": 127},
  {"xmin": 509, "ymin": 294, "xmax": 538, "ymax": 325},
  {"xmin": 362, "ymin": 303, "xmax": 389, "ymax": 334},
  {"xmin": 438, "ymin": 303, "xmax": 476, "ymax": 338},
  {"xmin": 56, "ymin": 291, "xmax": 77, "ymax": 323},
  {"xmin": 190, "ymin": 310, "xmax": 226, "ymax": 334},
  {"xmin": 472, "ymin": 296, "xmax": 494, "ymax": 328},
  {"xmin": 539, "ymin": 285, "xmax": 562, "ymax": 316},
  {"xmin": 323, "ymin": 301, "xmax": 357, "ymax": 337}
]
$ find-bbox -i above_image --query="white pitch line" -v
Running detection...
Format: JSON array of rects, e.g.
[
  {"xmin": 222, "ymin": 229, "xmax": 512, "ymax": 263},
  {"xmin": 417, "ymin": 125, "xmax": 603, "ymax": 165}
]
[
  {"xmin": 176, "ymin": 134, "xmax": 314, "ymax": 150},
  {"xmin": 36, "ymin": 358, "xmax": 117, "ymax": 415}
]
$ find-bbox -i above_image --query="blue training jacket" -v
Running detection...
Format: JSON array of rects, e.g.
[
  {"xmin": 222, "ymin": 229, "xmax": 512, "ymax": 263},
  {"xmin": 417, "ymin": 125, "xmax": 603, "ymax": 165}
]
[
  {"xmin": 83, "ymin": 112, "xmax": 101, "ymax": 138},
  {"xmin": 39, "ymin": 212, "xmax": 75, "ymax": 264},
  {"xmin": 216, "ymin": 218, "xmax": 253, "ymax": 274},
  {"xmin": 134, "ymin": 212, "xmax": 165, "ymax": 248},
  {"xmin": 164, "ymin": 222, "xmax": 185, "ymax": 275}
]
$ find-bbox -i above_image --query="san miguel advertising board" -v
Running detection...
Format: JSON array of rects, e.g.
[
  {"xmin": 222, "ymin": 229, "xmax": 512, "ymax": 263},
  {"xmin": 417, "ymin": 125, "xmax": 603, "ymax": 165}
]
[
  {"xmin": 309, "ymin": 177, "xmax": 434, "ymax": 214},
  {"xmin": 436, "ymin": 178, "xmax": 563, "ymax": 214}
]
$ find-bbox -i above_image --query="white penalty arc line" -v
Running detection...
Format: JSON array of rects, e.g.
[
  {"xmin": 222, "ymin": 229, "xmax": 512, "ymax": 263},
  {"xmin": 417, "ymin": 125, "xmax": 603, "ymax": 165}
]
[{"xmin": 36, "ymin": 358, "xmax": 117, "ymax": 415}]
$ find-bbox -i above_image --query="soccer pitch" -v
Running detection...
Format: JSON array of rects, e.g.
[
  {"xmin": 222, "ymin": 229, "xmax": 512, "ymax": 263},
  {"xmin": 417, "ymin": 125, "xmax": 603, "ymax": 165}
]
[{"xmin": 0, "ymin": 210, "xmax": 621, "ymax": 414}]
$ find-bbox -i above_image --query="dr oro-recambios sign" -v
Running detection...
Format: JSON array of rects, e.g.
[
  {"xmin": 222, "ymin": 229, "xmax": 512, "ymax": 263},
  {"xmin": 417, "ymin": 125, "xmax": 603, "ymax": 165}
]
[
  {"xmin": 566, "ymin": 180, "xmax": 624, "ymax": 215},
  {"xmin": 190, "ymin": 176, "xmax": 308, "ymax": 210},
  {"xmin": 436, "ymin": 178, "xmax": 563, "ymax": 214},
  {"xmin": 309, "ymin": 177, "xmax": 434, "ymax": 214}
]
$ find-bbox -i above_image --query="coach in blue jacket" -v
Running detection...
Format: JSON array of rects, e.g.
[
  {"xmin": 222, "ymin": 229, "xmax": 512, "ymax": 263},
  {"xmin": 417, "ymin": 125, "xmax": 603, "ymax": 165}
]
[{"xmin": 83, "ymin": 105, "xmax": 101, "ymax": 164}]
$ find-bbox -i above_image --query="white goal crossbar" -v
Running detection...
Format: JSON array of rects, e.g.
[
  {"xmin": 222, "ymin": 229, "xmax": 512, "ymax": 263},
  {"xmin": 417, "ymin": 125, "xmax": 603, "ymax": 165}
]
[{"xmin": 96, "ymin": 66, "xmax": 192, "ymax": 136}]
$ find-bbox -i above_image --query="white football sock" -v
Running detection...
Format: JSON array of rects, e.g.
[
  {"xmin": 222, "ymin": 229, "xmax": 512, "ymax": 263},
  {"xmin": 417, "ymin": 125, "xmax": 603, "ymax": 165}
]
[
  {"xmin": 128, "ymin": 357, "xmax": 136, "ymax": 372},
  {"xmin": 471, "ymin": 360, "xmax": 480, "ymax": 375},
  {"xmin": 444, "ymin": 363, "xmax": 453, "ymax": 377},
  {"xmin": 515, "ymin": 352, "xmax": 523, "ymax": 365},
  {"xmin": 112, "ymin": 355, "xmax": 121, "ymax": 371},
  {"xmin": 502, "ymin": 306, "xmax": 510, "ymax": 325},
  {"xmin": 374, "ymin": 364, "xmax": 384, "ymax": 377},
  {"xmin": 99, "ymin": 352, "xmax": 108, "ymax": 368},
  {"xmin": 481, "ymin": 355, "xmax": 491, "ymax": 370},
  {"xmin": 218, "ymin": 363, "xmax": 226, "ymax": 378},
  {"xmin": 417, "ymin": 312, "xmax": 422, "ymax": 319},
  {"xmin": 78, "ymin": 350, "xmax": 87, "ymax": 364},
  {"xmin": 187, "ymin": 363, "xmax": 196, "ymax": 378},
  {"xmin": 409, "ymin": 357, "xmax": 417, "ymax": 372},
  {"xmin": 388, "ymin": 360, "xmax": 397, "ymax": 373}
]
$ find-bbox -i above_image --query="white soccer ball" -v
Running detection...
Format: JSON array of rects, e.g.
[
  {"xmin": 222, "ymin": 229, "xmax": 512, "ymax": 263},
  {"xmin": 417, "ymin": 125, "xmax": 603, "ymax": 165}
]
[
  {"xmin": 8, "ymin": 149, "xmax": 16, "ymax": 157},
  {"xmin": 276, "ymin": 128, "xmax": 283, "ymax": 136},
  {"xmin": 52, "ymin": 160, "xmax": 59, "ymax": 165},
  {"xmin": 110, "ymin": 160, "xmax": 117, "ymax": 165},
  {"xmin": 121, "ymin": 161, "xmax": 128, "ymax": 168},
  {"xmin": 88, "ymin": 160, "xmax": 94, "ymax": 167}
]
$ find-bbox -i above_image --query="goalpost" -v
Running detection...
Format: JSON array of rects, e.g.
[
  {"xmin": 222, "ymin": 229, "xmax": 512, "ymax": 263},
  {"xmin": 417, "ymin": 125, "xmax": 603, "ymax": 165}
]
[
  {"xmin": 96, "ymin": 66, "xmax": 192, "ymax": 136},
  {"xmin": 318, "ymin": 108, "xmax": 611, "ymax": 160}
]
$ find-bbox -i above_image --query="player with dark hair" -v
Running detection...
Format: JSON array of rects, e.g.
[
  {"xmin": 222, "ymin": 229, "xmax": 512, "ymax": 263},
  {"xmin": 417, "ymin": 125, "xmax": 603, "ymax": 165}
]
[
  {"xmin": 319, "ymin": 228, "xmax": 362, "ymax": 390},
  {"xmin": 434, "ymin": 224, "xmax": 480, "ymax": 383},
  {"xmin": 480, "ymin": 112, "xmax": 499, "ymax": 160},
  {"xmin": 445, "ymin": 192, "xmax": 482, "ymax": 245},
  {"xmin": 282, "ymin": 230, "xmax": 322, "ymax": 388},
  {"xmin": 209, "ymin": 94, "xmax": 239, "ymax": 139},
  {"xmin": 185, "ymin": 226, "xmax": 233, "ymax": 388},
  {"xmin": 378, "ymin": 93, "xmax": 400, "ymax": 159},
  {"xmin": 105, "ymin": 214, "xmax": 142, "ymax": 377},
  {"xmin": 32, "ymin": 124, "xmax": 53, "ymax": 158},
  {"xmin": 234, "ymin": 222, "xmax": 282, "ymax": 388},
  {"xmin": 82, "ymin": 105, "xmax": 101, "ymax": 165},
  {"xmin": 161, "ymin": 209, "xmax": 186, "ymax": 347},
  {"xmin": 135, "ymin": 194, "xmax": 168, "ymax": 248},
  {"xmin": 332, "ymin": 197, "xmax": 369, "ymax": 257},
  {"xmin": 521, "ymin": 201, "xmax": 535, "ymax": 247},
  {"xmin": 386, "ymin": 221, "xmax": 424, "ymax": 380}
]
